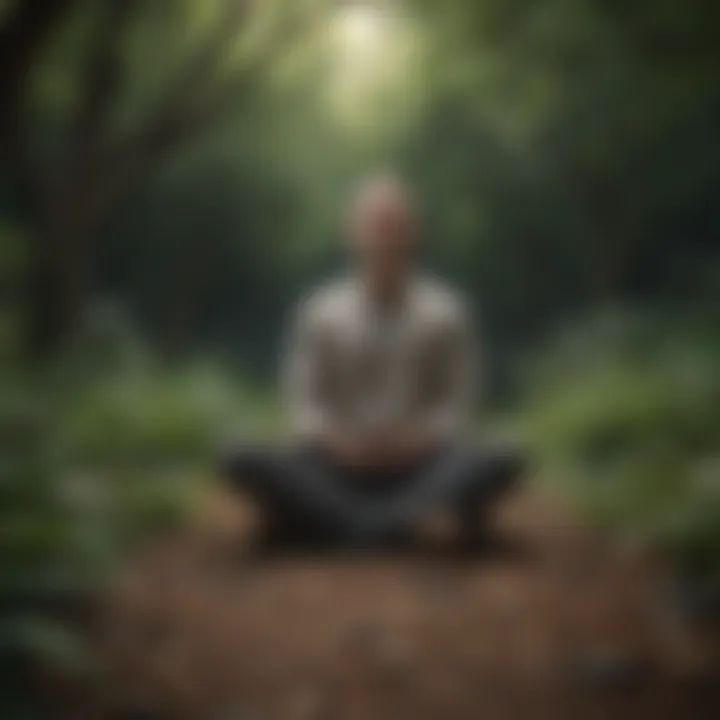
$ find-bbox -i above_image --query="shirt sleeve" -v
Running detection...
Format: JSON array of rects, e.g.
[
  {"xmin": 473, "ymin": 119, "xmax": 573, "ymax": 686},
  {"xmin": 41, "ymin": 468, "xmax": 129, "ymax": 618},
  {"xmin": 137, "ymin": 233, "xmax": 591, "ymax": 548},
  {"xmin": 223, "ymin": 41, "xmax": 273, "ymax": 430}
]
[
  {"xmin": 282, "ymin": 297, "xmax": 332, "ymax": 440},
  {"xmin": 417, "ymin": 300, "xmax": 477, "ymax": 442}
]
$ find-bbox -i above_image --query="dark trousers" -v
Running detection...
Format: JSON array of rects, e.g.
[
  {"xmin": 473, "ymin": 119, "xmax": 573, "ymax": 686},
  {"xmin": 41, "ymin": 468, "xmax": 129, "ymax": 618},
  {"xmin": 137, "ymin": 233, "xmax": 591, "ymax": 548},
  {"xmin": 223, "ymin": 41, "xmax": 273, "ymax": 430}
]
[{"xmin": 221, "ymin": 443, "xmax": 525, "ymax": 547}]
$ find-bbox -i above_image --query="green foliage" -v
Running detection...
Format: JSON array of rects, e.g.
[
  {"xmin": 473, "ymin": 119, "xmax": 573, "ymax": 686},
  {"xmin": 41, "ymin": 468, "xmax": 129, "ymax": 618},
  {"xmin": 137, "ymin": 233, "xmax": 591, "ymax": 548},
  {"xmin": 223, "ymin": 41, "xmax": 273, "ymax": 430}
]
[
  {"xmin": 0, "ymin": 316, "xmax": 271, "ymax": 711},
  {"xmin": 0, "ymin": 389, "xmax": 101, "ymax": 711},
  {"xmin": 59, "ymin": 364, "xmax": 235, "ymax": 465},
  {"xmin": 523, "ymin": 316, "xmax": 720, "ymax": 575}
]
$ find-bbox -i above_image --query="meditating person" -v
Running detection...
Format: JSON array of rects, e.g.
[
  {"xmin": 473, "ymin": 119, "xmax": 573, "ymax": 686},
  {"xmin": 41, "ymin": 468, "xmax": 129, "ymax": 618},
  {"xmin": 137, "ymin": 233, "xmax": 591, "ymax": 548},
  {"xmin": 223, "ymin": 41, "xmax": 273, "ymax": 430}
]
[{"xmin": 222, "ymin": 174, "xmax": 526, "ymax": 550}]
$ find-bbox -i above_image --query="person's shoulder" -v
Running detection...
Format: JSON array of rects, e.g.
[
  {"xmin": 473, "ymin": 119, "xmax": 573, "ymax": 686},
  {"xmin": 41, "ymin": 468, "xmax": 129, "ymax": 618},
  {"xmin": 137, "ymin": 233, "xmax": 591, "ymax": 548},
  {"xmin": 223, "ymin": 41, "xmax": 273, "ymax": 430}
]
[
  {"xmin": 295, "ymin": 276, "xmax": 356, "ymax": 324},
  {"xmin": 414, "ymin": 274, "xmax": 472, "ymax": 324}
]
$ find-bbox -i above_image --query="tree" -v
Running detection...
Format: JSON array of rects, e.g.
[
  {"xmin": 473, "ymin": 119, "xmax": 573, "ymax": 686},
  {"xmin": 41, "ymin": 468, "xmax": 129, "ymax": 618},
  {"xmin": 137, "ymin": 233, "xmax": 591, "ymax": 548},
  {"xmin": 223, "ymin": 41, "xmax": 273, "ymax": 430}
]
[{"xmin": 0, "ymin": 0, "xmax": 314, "ymax": 357}]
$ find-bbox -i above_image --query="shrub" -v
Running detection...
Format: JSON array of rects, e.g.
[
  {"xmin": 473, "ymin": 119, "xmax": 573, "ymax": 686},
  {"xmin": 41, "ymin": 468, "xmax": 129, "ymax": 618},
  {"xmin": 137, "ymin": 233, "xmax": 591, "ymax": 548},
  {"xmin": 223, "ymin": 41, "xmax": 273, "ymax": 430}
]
[
  {"xmin": 0, "ymin": 313, "xmax": 275, "ymax": 712},
  {"xmin": 522, "ymin": 316, "xmax": 720, "ymax": 577}
]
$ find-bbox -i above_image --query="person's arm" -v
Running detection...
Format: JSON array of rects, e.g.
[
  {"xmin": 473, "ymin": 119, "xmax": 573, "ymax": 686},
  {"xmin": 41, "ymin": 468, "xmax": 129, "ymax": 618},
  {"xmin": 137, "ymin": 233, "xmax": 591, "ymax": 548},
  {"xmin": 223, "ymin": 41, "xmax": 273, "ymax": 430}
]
[
  {"xmin": 283, "ymin": 298, "xmax": 331, "ymax": 440},
  {"xmin": 382, "ymin": 302, "xmax": 477, "ymax": 464},
  {"xmin": 417, "ymin": 304, "xmax": 476, "ymax": 442},
  {"xmin": 283, "ymin": 298, "xmax": 371, "ymax": 465}
]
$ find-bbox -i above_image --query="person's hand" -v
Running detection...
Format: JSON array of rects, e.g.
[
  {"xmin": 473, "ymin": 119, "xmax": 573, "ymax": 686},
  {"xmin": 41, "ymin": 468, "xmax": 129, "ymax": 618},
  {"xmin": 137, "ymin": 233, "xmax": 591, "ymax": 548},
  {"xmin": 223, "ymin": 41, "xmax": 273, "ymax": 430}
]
[
  {"xmin": 323, "ymin": 427, "xmax": 438, "ymax": 470},
  {"xmin": 324, "ymin": 431, "xmax": 375, "ymax": 469},
  {"xmin": 366, "ymin": 426, "xmax": 437, "ymax": 468}
]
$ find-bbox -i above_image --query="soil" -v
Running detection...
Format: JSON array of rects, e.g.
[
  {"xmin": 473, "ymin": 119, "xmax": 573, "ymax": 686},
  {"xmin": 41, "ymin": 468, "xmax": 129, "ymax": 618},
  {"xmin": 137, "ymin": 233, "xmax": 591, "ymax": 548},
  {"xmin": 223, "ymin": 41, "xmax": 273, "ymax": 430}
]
[{"xmin": 91, "ymin": 485, "xmax": 720, "ymax": 720}]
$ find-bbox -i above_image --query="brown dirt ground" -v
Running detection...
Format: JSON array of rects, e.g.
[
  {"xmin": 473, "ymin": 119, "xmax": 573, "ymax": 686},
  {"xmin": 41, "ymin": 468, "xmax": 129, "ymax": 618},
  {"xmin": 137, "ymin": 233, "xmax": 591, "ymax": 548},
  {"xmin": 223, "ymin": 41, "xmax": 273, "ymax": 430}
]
[{"xmin": 94, "ymin": 485, "xmax": 720, "ymax": 720}]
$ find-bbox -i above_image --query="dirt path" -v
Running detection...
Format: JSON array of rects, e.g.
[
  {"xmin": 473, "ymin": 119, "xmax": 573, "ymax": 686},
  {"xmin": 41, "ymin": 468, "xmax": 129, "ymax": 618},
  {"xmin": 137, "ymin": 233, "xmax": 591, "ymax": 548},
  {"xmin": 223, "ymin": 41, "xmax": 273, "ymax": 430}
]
[{"xmin": 97, "ymin": 486, "xmax": 719, "ymax": 719}]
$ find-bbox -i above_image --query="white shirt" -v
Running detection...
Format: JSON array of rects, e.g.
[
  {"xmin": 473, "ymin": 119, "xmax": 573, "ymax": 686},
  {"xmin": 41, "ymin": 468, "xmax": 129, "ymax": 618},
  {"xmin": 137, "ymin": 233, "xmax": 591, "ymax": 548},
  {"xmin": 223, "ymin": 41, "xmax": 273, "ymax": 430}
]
[{"xmin": 284, "ymin": 274, "xmax": 477, "ymax": 441}]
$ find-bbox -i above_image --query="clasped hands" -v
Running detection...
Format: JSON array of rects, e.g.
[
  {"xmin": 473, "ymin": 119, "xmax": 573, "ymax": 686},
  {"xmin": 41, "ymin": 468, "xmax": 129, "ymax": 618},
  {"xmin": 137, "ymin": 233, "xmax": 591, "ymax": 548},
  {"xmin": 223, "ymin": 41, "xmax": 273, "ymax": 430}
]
[{"xmin": 324, "ymin": 425, "xmax": 434, "ymax": 470}]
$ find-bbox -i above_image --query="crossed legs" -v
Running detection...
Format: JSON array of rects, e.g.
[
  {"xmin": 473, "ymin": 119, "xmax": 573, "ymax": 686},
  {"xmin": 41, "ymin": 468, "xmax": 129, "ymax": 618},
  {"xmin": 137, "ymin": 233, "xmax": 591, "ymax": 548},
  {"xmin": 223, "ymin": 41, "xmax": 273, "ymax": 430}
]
[{"xmin": 221, "ymin": 442, "xmax": 526, "ymax": 549}]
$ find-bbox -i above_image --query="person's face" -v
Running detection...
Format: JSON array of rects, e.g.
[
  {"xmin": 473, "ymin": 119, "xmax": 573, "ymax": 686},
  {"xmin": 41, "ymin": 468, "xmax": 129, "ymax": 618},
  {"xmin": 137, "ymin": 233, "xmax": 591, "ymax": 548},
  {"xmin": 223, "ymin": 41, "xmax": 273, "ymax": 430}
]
[{"xmin": 350, "ymin": 186, "xmax": 417, "ymax": 287}]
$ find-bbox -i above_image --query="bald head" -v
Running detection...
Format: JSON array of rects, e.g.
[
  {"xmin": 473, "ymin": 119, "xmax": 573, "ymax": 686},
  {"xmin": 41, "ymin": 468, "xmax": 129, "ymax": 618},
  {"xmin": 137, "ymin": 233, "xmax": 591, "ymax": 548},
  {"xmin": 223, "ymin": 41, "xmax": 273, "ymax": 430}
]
[{"xmin": 348, "ymin": 174, "xmax": 419, "ymax": 294}]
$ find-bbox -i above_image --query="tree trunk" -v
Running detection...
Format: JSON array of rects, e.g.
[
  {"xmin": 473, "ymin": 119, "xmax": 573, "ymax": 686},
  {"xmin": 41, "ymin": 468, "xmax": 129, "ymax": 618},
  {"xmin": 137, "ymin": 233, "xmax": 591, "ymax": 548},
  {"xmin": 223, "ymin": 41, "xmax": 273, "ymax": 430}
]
[
  {"xmin": 0, "ymin": 0, "xmax": 77, "ymax": 142},
  {"xmin": 25, "ymin": 191, "xmax": 100, "ymax": 358},
  {"xmin": 25, "ymin": 230, "xmax": 87, "ymax": 358},
  {"xmin": 25, "ymin": 231, "xmax": 62, "ymax": 359}
]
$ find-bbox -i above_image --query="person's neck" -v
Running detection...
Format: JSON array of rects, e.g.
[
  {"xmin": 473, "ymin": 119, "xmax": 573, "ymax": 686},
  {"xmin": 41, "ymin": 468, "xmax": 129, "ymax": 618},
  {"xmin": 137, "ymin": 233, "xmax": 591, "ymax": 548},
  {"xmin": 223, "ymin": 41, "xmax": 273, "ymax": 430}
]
[{"xmin": 360, "ymin": 268, "xmax": 412, "ymax": 308}]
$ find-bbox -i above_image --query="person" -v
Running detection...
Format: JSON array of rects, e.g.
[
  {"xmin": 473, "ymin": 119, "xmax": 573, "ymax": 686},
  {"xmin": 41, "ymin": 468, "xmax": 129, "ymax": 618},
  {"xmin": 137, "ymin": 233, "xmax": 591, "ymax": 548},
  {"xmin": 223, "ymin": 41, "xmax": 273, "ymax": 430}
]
[{"xmin": 222, "ymin": 174, "xmax": 525, "ymax": 550}]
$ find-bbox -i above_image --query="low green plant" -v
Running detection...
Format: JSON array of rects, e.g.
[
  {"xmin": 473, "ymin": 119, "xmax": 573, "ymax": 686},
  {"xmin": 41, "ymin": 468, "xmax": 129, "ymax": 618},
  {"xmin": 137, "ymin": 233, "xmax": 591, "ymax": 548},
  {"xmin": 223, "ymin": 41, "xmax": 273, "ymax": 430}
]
[
  {"xmin": 522, "ymin": 318, "xmax": 720, "ymax": 578},
  {"xmin": 0, "ymin": 314, "xmax": 277, "ymax": 713}
]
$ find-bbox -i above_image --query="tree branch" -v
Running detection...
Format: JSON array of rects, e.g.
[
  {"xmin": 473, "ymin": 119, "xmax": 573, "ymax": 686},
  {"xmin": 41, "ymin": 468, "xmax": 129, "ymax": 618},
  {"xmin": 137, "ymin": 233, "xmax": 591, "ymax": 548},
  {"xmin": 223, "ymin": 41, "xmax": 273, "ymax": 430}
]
[
  {"xmin": 139, "ymin": 0, "xmax": 251, "ymax": 136},
  {"xmin": 70, "ymin": 0, "xmax": 140, "ymax": 155},
  {"xmin": 112, "ymin": 0, "xmax": 302, "ymax": 169},
  {"xmin": 72, "ymin": 0, "xmax": 255, "ymax": 211},
  {"xmin": 58, "ymin": 0, "xmax": 306, "ymax": 229}
]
